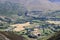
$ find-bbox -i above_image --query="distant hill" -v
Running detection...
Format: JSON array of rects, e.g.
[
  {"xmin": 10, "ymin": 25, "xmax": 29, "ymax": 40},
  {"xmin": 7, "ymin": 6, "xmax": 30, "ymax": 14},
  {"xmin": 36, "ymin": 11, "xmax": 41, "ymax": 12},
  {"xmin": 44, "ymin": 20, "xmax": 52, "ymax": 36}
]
[
  {"xmin": 0, "ymin": 0, "xmax": 60, "ymax": 23},
  {"xmin": 0, "ymin": 1, "xmax": 27, "ymax": 22},
  {"xmin": 0, "ymin": 1, "xmax": 27, "ymax": 16}
]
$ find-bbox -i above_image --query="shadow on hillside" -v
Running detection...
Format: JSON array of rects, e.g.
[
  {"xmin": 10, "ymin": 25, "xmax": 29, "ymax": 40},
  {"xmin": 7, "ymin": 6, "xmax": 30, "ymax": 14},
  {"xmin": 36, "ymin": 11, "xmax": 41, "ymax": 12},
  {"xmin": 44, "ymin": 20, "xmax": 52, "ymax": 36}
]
[
  {"xmin": 0, "ymin": 31, "xmax": 27, "ymax": 40},
  {"xmin": 47, "ymin": 31, "xmax": 60, "ymax": 40}
]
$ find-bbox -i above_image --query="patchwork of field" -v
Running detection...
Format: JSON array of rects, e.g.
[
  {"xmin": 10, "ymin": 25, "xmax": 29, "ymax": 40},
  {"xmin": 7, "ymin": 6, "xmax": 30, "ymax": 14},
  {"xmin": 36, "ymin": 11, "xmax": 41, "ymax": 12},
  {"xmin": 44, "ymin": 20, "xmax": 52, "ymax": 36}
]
[
  {"xmin": 46, "ymin": 21, "xmax": 60, "ymax": 24},
  {"xmin": 10, "ymin": 22, "xmax": 30, "ymax": 31}
]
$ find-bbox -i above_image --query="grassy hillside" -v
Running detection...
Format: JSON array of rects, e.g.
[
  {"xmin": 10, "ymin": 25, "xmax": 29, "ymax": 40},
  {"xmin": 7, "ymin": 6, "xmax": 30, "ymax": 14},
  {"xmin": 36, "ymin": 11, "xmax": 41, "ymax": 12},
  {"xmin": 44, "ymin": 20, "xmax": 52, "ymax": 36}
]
[{"xmin": 0, "ymin": 1, "xmax": 60, "ymax": 40}]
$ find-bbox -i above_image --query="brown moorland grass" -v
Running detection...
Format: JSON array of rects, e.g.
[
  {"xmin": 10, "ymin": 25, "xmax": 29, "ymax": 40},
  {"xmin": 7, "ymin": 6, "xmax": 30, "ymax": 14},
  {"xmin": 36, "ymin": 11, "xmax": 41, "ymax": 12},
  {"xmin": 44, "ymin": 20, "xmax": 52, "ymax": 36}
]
[
  {"xmin": 0, "ymin": 31, "xmax": 27, "ymax": 40},
  {"xmin": 47, "ymin": 31, "xmax": 60, "ymax": 40}
]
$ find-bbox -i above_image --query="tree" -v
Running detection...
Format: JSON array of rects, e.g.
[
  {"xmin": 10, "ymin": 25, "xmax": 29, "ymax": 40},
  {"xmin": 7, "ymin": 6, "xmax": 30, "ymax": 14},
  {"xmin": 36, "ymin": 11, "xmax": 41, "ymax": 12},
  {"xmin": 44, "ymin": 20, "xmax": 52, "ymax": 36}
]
[{"xmin": 42, "ymin": 24, "xmax": 45, "ymax": 33}]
